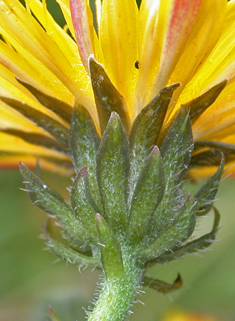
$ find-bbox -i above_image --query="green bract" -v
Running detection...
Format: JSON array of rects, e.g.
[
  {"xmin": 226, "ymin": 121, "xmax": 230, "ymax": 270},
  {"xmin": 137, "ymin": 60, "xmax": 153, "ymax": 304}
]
[{"xmin": 20, "ymin": 59, "xmax": 225, "ymax": 321}]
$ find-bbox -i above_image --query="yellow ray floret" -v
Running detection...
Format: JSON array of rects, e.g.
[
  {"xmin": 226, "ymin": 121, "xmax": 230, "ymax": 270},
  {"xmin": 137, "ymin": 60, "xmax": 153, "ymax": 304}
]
[{"xmin": 0, "ymin": 0, "xmax": 235, "ymax": 177}]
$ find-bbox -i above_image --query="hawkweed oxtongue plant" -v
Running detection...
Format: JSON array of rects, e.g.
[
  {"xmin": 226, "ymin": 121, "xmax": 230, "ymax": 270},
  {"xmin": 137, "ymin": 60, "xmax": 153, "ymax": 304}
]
[{"xmin": 1, "ymin": 0, "xmax": 235, "ymax": 320}]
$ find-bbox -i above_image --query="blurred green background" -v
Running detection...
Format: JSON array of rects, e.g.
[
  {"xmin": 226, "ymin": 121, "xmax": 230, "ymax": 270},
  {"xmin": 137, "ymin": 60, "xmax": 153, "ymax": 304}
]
[
  {"xmin": 1, "ymin": 0, "xmax": 235, "ymax": 320},
  {"xmin": 1, "ymin": 170, "xmax": 235, "ymax": 321}
]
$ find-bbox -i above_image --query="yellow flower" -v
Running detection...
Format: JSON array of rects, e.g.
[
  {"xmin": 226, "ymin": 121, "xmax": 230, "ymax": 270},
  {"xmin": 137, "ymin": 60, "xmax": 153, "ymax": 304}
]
[{"xmin": 0, "ymin": 0, "xmax": 234, "ymax": 176}]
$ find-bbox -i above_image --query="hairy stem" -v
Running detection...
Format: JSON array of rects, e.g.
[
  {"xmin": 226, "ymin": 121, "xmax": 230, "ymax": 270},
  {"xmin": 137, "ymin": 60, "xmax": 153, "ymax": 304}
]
[{"xmin": 88, "ymin": 253, "xmax": 144, "ymax": 321}]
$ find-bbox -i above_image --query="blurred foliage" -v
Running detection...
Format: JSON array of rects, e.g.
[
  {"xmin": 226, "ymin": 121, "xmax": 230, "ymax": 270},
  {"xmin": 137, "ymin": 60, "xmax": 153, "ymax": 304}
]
[{"xmin": 1, "ymin": 170, "xmax": 235, "ymax": 321}]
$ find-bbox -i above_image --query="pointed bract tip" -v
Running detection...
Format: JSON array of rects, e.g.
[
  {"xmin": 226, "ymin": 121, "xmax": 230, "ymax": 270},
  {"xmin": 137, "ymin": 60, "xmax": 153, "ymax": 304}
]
[
  {"xmin": 95, "ymin": 213, "xmax": 101, "ymax": 220},
  {"xmin": 187, "ymin": 193, "xmax": 194, "ymax": 201},
  {"xmin": 221, "ymin": 152, "xmax": 225, "ymax": 163},
  {"xmin": 110, "ymin": 111, "xmax": 120, "ymax": 121},
  {"xmin": 105, "ymin": 111, "xmax": 121, "ymax": 128},
  {"xmin": 152, "ymin": 145, "xmax": 160, "ymax": 155},
  {"xmin": 223, "ymin": 78, "xmax": 229, "ymax": 85},
  {"xmin": 165, "ymin": 82, "xmax": 181, "ymax": 91},
  {"xmin": 180, "ymin": 105, "xmax": 190, "ymax": 116},
  {"xmin": 219, "ymin": 152, "xmax": 225, "ymax": 173},
  {"xmin": 216, "ymin": 78, "xmax": 228, "ymax": 89},
  {"xmin": 176, "ymin": 82, "xmax": 182, "ymax": 88},
  {"xmin": 78, "ymin": 166, "xmax": 88, "ymax": 178},
  {"xmin": 19, "ymin": 162, "xmax": 28, "ymax": 176},
  {"xmin": 88, "ymin": 54, "xmax": 95, "ymax": 70},
  {"xmin": 88, "ymin": 54, "xmax": 95, "ymax": 61},
  {"xmin": 19, "ymin": 161, "xmax": 24, "ymax": 169},
  {"xmin": 88, "ymin": 55, "xmax": 104, "ymax": 74},
  {"xmin": 173, "ymin": 273, "xmax": 183, "ymax": 287},
  {"xmin": 47, "ymin": 305, "xmax": 54, "ymax": 317},
  {"xmin": 180, "ymin": 106, "xmax": 191, "ymax": 126}
]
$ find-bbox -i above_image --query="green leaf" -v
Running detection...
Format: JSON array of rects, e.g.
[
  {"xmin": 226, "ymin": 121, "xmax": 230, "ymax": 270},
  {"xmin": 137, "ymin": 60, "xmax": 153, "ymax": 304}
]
[
  {"xmin": 128, "ymin": 83, "xmax": 180, "ymax": 192},
  {"xmin": 143, "ymin": 274, "xmax": 183, "ymax": 293},
  {"xmin": 70, "ymin": 103, "xmax": 101, "ymax": 205},
  {"xmin": 154, "ymin": 207, "xmax": 220, "ymax": 264},
  {"xmin": 0, "ymin": 97, "xmax": 70, "ymax": 150},
  {"xmin": 20, "ymin": 162, "xmax": 89, "ymax": 242},
  {"xmin": 127, "ymin": 146, "xmax": 165, "ymax": 243},
  {"xmin": 16, "ymin": 78, "xmax": 73, "ymax": 123},
  {"xmin": 43, "ymin": 225, "xmax": 100, "ymax": 267},
  {"xmin": 142, "ymin": 194, "xmax": 196, "ymax": 262},
  {"xmin": 150, "ymin": 107, "xmax": 193, "ymax": 235},
  {"xmin": 182, "ymin": 79, "xmax": 228, "ymax": 123},
  {"xmin": 89, "ymin": 57, "xmax": 130, "ymax": 133},
  {"xmin": 96, "ymin": 214, "xmax": 123, "ymax": 280},
  {"xmin": 195, "ymin": 154, "xmax": 224, "ymax": 215},
  {"xmin": 71, "ymin": 167, "xmax": 101, "ymax": 240},
  {"xmin": 96, "ymin": 112, "xmax": 129, "ymax": 233}
]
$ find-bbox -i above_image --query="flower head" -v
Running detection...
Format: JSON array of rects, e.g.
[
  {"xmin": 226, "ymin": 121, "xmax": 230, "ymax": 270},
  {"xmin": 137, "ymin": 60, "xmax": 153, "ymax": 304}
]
[
  {"xmin": 0, "ymin": 0, "xmax": 235, "ymax": 177},
  {"xmin": 5, "ymin": 2, "xmax": 234, "ymax": 318}
]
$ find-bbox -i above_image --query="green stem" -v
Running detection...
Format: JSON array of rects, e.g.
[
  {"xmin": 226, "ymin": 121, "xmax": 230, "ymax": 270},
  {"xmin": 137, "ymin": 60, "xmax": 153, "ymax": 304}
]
[{"xmin": 87, "ymin": 254, "xmax": 144, "ymax": 321}]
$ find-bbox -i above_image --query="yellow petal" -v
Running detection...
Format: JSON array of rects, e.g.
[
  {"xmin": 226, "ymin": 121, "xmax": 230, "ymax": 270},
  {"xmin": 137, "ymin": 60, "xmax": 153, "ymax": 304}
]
[
  {"xmin": 26, "ymin": 0, "xmax": 99, "ymax": 114},
  {"xmin": 137, "ymin": 0, "xmax": 202, "ymax": 107},
  {"xmin": 0, "ymin": 69, "xmax": 69, "ymax": 125},
  {"xmin": 191, "ymin": 134, "xmax": 235, "ymax": 178},
  {"xmin": 95, "ymin": 0, "xmax": 102, "ymax": 32},
  {"xmin": 0, "ymin": 132, "xmax": 66, "ymax": 157},
  {"xmin": 27, "ymin": 0, "xmax": 82, "ymax": 72},
  {"xmin": 99, "ymin": 0, "xmax": 138, "ymax": 115},
  {"xmin": 0, "ymin": 101, "xmax": 49, "ymax": 134},
  {"xmin": 136, "ymin": 0, "xmax": 226, "ymax": 110},
  {"xmin": 0, "ymin": 38, "xmax": 73, "ymax": 104},
  {"xmin": 0, "ymin": 0, "xmax": 94, "ymax": 108},
  {"xmin": 0, "ymin": 0, "xmax": 72, "ymax": 88},
  {"xmin": 192, "ymin": 80, "xmax": 235, "ymax": 141},
  {"xmin": 70, "ymin": 0, "xmax": 96, "ymax": 70},
  {"xmin": 190, "ymin": 163, "xmax": 235, "ymax": 179},
  {"xmin": 0, "ymin": 154, "xmax": 72, "ymax": 174},
  {"xmin": 178, "ymin": 0, "xmax": 234, "ymax": 105},
  {"xmin": 167, "ymin": 0, "xmax": 226, "ymax": 104},
  {"xmin": 55, "ymin": 0, "xmax": 77, "ymax": 39}
]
